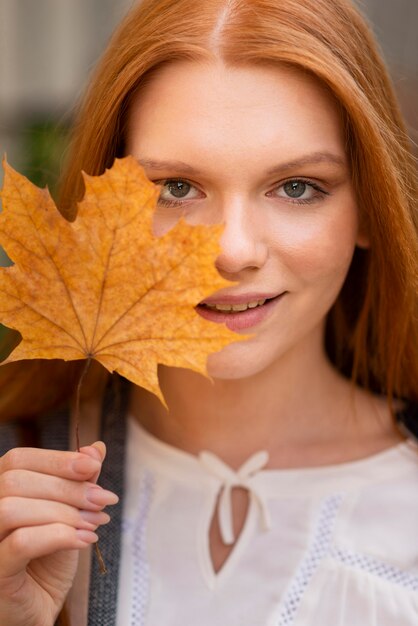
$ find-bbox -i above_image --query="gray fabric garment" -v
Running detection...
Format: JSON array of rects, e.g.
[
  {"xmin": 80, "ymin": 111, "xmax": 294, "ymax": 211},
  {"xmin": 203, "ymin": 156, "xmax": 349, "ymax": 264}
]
[
  {"xmin": 87, "ymin": 377, "xmax": 128, "ymax": 626},
  {"xmin": 0, "ymin": 419, "xmax": 19, "ymax": 452},
  {"xmin": 0, "ymin": 404, "xmax": 69, "ymax": 455},
  {"xmin": 0, "ymin": 376, "xmax": 129, "ymax": 626}
]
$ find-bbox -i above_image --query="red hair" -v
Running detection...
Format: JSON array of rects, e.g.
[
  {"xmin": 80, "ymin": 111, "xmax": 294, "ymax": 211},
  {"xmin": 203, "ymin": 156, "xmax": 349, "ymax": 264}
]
[{"xmin": 1, "ymin": 0, "xmax": 417, "ymax": 419}]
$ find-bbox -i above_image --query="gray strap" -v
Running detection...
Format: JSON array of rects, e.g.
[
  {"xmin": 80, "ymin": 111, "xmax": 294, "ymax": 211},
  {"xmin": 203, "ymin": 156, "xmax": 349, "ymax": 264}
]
[
  {"xmin": 87, "ymin": 376, "xmax": 128, "ymax": 626},
  {"xmin": 0, "ymin": 420, "xmax": 20, "ymax": 454}
]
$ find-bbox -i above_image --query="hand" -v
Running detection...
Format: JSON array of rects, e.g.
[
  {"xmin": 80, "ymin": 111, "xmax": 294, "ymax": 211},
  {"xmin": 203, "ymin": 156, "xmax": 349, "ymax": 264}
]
[{"xmin": 0, "ymin": 442, "xmax": 118, "ymax": 626}]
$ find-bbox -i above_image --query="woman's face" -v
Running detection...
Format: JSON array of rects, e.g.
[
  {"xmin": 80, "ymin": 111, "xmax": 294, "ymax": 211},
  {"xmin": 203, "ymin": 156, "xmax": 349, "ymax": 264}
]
[{"xmin": 126, "ymin": 61, "xmax": 363, "ymax": 379}]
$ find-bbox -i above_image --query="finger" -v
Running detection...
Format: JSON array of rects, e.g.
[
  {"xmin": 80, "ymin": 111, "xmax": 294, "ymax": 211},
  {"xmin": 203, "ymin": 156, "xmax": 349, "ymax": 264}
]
[
  {"xmin": 79, "ymin": 441, "xmax": 106, "ymax": 463},
  {"xmin": 0, "ymin": 496, "xmax": 110, "ymax": 541},
  {"xmin": 79, "ymin": 442, "xmax": 106, "ymax": 483},
  {"xmin": 0, "ymin": 446, "xmax": 103, "ymax": 482},
  {"xmin": 0, "ymin": 523, "xmax": 98, "ymax": 579},
  {"xmin": 0, "ymin": 470, "xmax": 119, "ymax": 512}
]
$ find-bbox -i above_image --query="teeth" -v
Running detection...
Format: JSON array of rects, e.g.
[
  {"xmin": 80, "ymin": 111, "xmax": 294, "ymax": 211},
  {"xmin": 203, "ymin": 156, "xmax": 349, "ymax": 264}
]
[
  {"xmin": 210, "ymin": 304, "xmax": 233, "ymax": 311},
  {"xmin": 205, "ymin": 299, "xmax": 267, "ymax": 313}
]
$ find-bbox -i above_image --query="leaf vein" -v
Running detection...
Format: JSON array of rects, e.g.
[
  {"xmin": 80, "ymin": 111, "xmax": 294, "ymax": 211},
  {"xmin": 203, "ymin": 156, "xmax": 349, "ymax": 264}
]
[{"xmin": 15, "ymin": 184, "xmax": 89, "ymax": 348}]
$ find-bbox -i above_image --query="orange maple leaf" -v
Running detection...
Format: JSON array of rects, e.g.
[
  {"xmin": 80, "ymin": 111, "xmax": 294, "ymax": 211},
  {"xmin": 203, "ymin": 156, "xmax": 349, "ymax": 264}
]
[{"xmin": 0, "ymin": 156, "xmax": 245, "ymax": 403}]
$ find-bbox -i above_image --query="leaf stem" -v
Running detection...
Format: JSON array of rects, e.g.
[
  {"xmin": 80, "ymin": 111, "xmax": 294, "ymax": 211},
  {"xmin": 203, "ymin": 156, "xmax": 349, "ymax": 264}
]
[
  {"xmin": 75, "ymin": 357, "xmax": 107, "ymax": 575},
  {"xmin": 94, "ymin": 543, "xmax": 108, "ymax": 574},
  {"xmin": 74, "ymin": 357, "xmax": 92, "ymax": 452}
]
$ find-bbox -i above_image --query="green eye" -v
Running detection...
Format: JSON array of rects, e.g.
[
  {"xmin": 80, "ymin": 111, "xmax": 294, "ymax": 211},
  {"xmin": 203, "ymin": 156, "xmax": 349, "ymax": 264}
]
[
  {"xmin": 270, "ymin": 178, "xmax": 328, "ymax": 204},
  {"xmin": 283, "ymin": 181, "xmax": 307, "ymax": 198}
]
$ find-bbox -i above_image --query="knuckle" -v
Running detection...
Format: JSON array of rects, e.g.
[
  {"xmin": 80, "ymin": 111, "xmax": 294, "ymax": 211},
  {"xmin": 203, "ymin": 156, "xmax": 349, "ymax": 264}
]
[
  {"xmin": 48, "ymin": 453, "xmax": 68, "ymax": 476},
  {"xmin": 66, "ymin": 479, "xmax": 85, "ymax": 505},
  {"xmin": 57, "ymin": 477, "xmax": 75, "ymax": 502},
  {"xmin": 0, "ymin": 497, "xmax": 15, "ymax": 530},
  {"xmin": 8, "ymin": 527, "xmax": 30, "ymax": 555},
  {"xmin": 0, "ymin": 470, "xmax": 19, "ymax": 497},
  {"xmin": 0, "ymin": 448, "xmax": 25, "ymax": 472},
  {"xmin": 49, "ymin": 522, "xmax": 73, "ymax": 546}
]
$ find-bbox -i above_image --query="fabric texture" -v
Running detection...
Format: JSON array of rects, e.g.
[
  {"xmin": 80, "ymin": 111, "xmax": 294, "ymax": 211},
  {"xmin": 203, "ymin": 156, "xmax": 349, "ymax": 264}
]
[
  {"xmin": 115, "ymin": 411, "xmax": 418, "ymax": 626},
  {"xmin": 87, "ymin": 378, "xmax": 128, "ymax": 626}
]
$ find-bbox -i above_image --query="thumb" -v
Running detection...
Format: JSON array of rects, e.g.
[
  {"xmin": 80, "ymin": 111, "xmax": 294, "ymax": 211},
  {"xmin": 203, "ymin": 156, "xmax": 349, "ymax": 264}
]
[
  {"xmin": 79, "ymin": 441, "xmax": 106, "ymax": 462},
  {"xmin": 79, "ymin": 441, "xmax": 107, "ymax": 483}
]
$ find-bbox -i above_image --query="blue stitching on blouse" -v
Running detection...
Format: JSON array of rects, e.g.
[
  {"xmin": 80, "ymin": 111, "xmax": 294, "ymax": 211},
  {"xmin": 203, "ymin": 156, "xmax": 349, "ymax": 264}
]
[
  {"xmin": 331, "ymin": 547, "xmax": 418, "ymax": 590},
  {"xmin": 277, "ymin": 494, "xmax": 343, "ymax": 626},
  {"xmin": 276, "ymin": 492, "xmax": 418, "ymax": 626},
  {"xmin": 130, "ymin": 470, "xmax": 155, "ymax": 626}
]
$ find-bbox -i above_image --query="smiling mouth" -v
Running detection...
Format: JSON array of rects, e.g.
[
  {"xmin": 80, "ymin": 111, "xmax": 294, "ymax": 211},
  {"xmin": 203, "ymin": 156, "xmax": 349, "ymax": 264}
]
[{"xmin": 197, "ymin": 296, "xmax": 278, "ymax": 314}]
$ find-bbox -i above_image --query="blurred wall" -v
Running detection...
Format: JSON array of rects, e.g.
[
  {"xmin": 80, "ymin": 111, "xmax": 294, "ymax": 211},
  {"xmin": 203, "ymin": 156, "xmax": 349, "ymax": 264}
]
[
  {"xmin": 0, "ymin": 0, "xmax": 417, "ymax": 186},
  {"xmin": 360, "ymin": 0, "xmax": 418, "ymax": 146},
  {"xmin": 0, "ymin": 0, "xmax": 134, "ymax": 179}
]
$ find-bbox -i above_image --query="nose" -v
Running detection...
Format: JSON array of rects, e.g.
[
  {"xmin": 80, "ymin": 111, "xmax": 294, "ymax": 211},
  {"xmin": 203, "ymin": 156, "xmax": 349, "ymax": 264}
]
[{"xmin": 215, "ymin": 199, "xmax": 268, "ymax": 277}]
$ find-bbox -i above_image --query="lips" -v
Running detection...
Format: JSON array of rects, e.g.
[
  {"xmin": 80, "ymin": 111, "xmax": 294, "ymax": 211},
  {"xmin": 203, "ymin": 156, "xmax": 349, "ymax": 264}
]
[{"xmin": 196, "ymin": 292, "xmax": 285, "ymax": 331}]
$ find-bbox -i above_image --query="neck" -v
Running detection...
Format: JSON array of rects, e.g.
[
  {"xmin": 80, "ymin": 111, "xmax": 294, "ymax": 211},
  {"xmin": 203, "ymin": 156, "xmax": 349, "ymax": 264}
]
[{"xmin": 129, "ymin": 329, "xmax": 399, "ymax": 469}]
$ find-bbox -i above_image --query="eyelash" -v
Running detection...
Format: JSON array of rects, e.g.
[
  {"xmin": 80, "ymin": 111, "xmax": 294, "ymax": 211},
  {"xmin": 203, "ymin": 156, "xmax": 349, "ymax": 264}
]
[
  {"xmin": 156, "ymin": 179, "xmax": 201, "ymax": 208},
  {"xmin": 155, "ymin": 178, "xmax": 329, "ymax": 207},
  {"xmin": 268, "ymin": 179, "xmax": 329, "ymax": 205}
]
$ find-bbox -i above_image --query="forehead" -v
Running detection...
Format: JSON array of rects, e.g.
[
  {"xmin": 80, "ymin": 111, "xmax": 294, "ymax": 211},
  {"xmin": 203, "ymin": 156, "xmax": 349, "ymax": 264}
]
[{"xmin": 126, "ymin": 61, "xmax": 346, "ymax": 165}]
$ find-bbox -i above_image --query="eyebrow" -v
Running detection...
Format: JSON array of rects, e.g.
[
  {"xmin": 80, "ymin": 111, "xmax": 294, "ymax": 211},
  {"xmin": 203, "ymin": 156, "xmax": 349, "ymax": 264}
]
[
  {"xmin": 136, "ymin": 151, "xmax": 347, "ymax": 176},
  {"xmin": 266, "ymin": 151, "xmax": 346, "ymax": 175},
  {"xmin": 137, "ymin": 158, "xmax": 200, "ymax": 174}
]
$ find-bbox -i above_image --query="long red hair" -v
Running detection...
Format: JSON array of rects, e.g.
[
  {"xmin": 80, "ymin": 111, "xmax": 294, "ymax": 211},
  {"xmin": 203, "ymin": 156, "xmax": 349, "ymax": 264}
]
[{"xmin": 1, "ymin": 0, "xmax": 417, "ymax": 419}]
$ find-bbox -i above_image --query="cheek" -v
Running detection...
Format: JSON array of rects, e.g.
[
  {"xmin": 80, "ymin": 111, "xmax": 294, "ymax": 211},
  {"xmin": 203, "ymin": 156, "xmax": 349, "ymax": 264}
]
[
  {"xmin": 274, "ymin": 203, "xmax": 359, "ymax": 289},
  {"xmin": 205, "ymin": 210, "xmax": 359, "ymax": 380},
  {"xmin": 152, "ymin": 210, "xmax": 178, "ymax": 237}
]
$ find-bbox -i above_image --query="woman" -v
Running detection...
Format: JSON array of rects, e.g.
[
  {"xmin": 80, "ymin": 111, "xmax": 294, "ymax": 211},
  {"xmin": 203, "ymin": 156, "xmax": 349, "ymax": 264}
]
[{"xmin": 0, "ymin": 0, "xmax": 417, "ymax": 625}]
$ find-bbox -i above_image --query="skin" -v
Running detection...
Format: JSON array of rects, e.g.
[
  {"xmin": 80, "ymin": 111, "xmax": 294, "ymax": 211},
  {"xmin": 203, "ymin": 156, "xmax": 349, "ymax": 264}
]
[{"xmin": 0, "ymin": 61, "xmax": 405, "ymax": 618}]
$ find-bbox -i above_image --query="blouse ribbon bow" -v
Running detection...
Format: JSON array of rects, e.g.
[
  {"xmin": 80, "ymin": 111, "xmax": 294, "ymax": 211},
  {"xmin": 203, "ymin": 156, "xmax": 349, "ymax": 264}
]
[{"xmin": 198, "ymin": 450, "xmax": 271, "ymax": 545}]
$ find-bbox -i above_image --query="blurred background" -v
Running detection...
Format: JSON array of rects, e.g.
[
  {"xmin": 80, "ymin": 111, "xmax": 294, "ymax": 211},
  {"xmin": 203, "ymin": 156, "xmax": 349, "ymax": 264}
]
[{"xmin": 0, "ymin": 0, "xmax": 133, "ymax": 191}]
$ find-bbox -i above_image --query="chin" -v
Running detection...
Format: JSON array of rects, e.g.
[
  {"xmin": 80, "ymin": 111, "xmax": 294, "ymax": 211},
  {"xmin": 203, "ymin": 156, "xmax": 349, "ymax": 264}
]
[{"xmin": 206, "ymin": 342, "xmax": 268, "ymax": 380}]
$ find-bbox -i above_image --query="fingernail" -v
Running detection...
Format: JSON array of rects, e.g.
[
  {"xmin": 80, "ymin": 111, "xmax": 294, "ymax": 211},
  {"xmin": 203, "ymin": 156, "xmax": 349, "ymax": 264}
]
[
  {"xmin": 73, "ymin": 456, "xmax": 101, "ymax": 475},
  {"xmin": 86, "ymin": 486, "xmax": 119, "ymax": 506},
  {"xmin": 80, "ymin": 510, "xmax": 111, "ymax": 526},
  {"xmin": 76, "ymin": 529, "xmax": 98, "ymax": 544},
  {"xmin": 80, "ymin": 442, "xmax": 105, "ymax": 462}
]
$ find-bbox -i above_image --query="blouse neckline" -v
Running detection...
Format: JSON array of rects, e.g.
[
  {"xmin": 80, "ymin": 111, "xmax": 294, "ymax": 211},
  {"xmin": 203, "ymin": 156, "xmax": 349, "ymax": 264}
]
[{"xmin": 127, "ymin": 413, "xmax": 418, "ymax": 496}]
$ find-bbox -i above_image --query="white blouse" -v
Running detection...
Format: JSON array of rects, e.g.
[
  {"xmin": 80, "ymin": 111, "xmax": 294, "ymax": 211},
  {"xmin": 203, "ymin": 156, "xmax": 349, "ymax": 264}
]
[{"xmin": 116, "ymin": 415, "xmax": 418, "ymax": 626}]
